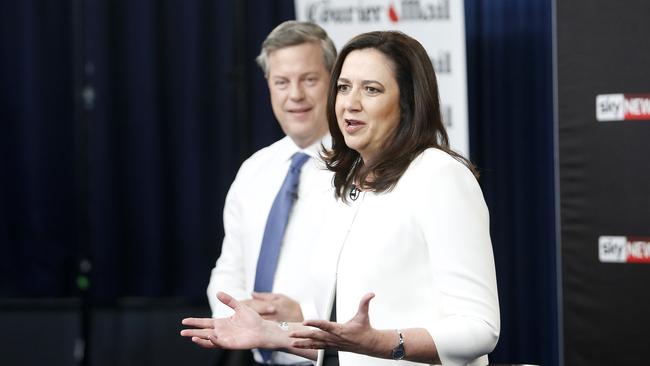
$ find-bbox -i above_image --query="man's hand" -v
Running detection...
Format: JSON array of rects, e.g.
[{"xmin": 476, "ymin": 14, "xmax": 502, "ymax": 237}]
[{"xmin": 241, "ymin": 292, "xmax": 304, "ymax": 322}]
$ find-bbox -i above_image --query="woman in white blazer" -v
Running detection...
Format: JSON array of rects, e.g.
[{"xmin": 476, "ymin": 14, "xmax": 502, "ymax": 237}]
[{"xmin": 182, "ymin": 31, "xmax": 500, "ymax": 366}]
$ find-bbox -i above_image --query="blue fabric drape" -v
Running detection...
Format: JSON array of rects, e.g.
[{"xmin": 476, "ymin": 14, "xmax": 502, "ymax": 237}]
[
  {"xmin": 466, "ymin": 1, "xmax": 558, "ymax": 366},
  {"xmin": 0, "ymin": 0, "xmax": 294, "ymax": 302},
  {"xmin": 0, "ymin": 1, "xmax": 76, "ymax": 296}
]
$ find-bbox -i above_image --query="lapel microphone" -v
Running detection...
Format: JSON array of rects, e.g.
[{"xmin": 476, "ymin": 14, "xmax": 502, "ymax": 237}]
[{"xmin": 349, "ymin": 184, "xmax": 360, "ymax": 201}]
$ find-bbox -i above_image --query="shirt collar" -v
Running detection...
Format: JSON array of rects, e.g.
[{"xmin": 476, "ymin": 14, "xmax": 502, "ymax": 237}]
[{"xmin": 281, "ymin": 133, "xmax": 331, "ymax": 161}]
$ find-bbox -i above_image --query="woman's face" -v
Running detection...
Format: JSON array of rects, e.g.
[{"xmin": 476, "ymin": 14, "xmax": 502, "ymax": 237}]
[{"xmin": 335, "ymin": 48, "xmax": 401, "ymax": 165}]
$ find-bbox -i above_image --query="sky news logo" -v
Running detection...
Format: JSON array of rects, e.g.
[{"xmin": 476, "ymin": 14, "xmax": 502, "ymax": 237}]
[
  {"xmin": 599, "ymin": 236, "xmax": 650, "ymax": 263},
  {"xmin": 596, "ymin": 93, "xmax": 650, "ymax": 121}
]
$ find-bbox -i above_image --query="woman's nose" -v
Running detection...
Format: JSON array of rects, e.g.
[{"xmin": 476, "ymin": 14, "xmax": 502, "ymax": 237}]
[{"xmin": 343, "ymin": 90, "xmax": 361, "ymax": 111}]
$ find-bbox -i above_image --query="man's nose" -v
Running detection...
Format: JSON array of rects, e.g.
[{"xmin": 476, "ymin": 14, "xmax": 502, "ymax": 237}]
[{"xmin": 289, "ymin": 82, "xmax": 305, "ymax": 101}]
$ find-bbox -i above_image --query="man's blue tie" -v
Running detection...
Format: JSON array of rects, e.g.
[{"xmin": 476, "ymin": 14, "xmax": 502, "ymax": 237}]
[{"xmin": 254, "ymin": 152, "xmax": 310, "ymax": 363}]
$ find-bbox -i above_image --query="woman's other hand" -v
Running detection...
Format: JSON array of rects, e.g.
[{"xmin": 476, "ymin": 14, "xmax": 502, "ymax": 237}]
[{"xmin": 289, "ymin": 293, "xmax": 388, "ymax": 356}]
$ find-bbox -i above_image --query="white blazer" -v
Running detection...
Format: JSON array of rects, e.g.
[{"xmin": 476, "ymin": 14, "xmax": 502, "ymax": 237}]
[{"xmin": 312, "ymin": 148, "xmax": 500, "ymax": 366}]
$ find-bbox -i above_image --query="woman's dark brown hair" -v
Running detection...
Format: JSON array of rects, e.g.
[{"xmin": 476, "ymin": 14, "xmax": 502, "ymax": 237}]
[{"xmin": 324, "ymin": 31, "xmax": 477, "ymax": 200}]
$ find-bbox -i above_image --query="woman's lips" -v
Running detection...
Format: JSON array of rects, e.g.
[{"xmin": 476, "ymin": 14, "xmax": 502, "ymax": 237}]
[{"xmin": 344, "ymin": 118, "xmax": 366, "ymax": 133}]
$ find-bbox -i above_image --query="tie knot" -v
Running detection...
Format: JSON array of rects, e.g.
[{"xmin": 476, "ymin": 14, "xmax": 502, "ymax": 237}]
[{"xmin": 290, "ymin": 152, "xmax": 310, "ymax": 173}]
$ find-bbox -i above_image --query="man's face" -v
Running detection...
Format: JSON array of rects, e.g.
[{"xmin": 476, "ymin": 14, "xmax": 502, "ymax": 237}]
[{"xmin": 266, "ymin": 42, "xmax": 330, "ymax": 148}]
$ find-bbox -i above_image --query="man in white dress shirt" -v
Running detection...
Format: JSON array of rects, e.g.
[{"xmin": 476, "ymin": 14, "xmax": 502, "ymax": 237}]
[{"xmin": 206, "ymin": 21, "xmax": 337, "ymax": 366}]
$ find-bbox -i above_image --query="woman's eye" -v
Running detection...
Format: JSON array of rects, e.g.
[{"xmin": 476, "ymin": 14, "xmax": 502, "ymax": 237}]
[
  {"xmin": 274, "ymin": 80, "xmax": 287, "ymax": 88},
  {"xmin": 365, "ymin": 86, "xmax": 380, "ymax": 94},
  {"xmin": 337, "ymin": 84, "xmax": 350, "ymax": 92},
  {"xmin": 305, "ymin": 77, "xmax": 318, "ymax": 85}
]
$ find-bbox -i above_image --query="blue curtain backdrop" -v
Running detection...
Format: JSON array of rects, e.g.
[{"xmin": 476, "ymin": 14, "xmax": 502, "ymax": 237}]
[
  {"xmin": 1, "ymin": 1, "xmax": 77, "ymax": 296},
  {"xmin": 465, "ymin": 1, "xmax": 557, "ymax": 366},
  {"xmin": 0, "ymin": 0, "xmax": 293, "ymax": 302},
  {"xmin": 1, "ymin": 1, "xmax": 557, "ymax": 365}
]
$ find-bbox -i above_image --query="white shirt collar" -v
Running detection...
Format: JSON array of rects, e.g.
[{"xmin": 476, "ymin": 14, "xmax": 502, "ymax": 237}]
[{"xmin": 281, "ymin": 133, "xmax": 331, "ymax": 161}]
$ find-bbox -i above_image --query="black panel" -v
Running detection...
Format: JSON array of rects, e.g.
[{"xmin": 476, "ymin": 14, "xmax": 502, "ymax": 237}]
[{"xmin": 557, "ymin": 1, "xmax": 650, "ymax": 365}]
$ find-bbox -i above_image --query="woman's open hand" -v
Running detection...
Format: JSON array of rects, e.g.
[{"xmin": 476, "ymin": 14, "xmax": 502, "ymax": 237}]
[{"xmin": 180, "ymin": 291, "xmax": 273, "ymax": 349}]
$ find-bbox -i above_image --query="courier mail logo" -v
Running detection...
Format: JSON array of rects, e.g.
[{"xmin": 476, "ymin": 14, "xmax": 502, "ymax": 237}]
[
  {"xmin": 599, "ymin": 236, "xmax": 650, "ymax": 263},
  {"xmin": 596, "ymin": 93, "xmax": 650, "ymax": 121},
  {"xmin": 306, "ymin": 0, "xmax": 450, "ymax": 24}
]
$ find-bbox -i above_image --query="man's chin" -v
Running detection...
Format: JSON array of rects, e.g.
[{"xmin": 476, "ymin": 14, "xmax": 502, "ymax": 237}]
[
  {"xmin": 285, "ymin": 128, "xmax": 323, "ymax": 147},
  {"xmin": 281, "ymin": 117, "xmax": 314, "ymax": 131}
]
